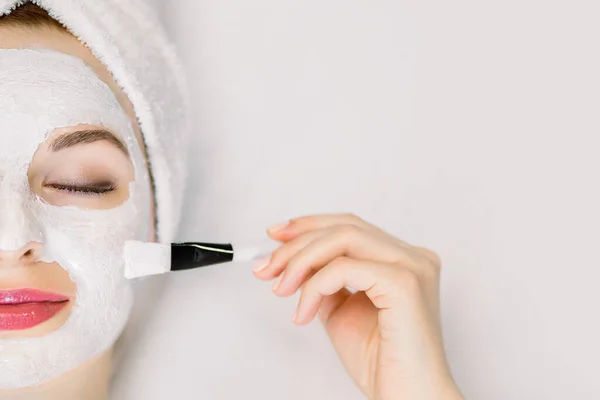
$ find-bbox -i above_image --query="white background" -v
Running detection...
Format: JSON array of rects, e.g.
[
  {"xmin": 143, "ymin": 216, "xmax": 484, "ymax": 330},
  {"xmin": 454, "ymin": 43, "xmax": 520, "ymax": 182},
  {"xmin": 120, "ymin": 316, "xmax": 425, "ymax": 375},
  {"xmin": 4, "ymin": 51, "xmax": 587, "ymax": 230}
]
[{"xmin": 113, "ymin": 1, "xmax": 600, "ymax": 399}]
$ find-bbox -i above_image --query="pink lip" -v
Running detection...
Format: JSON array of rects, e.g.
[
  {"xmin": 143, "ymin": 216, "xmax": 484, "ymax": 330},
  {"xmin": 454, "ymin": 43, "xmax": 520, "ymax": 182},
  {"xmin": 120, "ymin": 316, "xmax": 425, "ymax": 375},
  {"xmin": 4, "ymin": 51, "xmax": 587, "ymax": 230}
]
[{"xmin": 0, "ymin": 289, "xmax": 70, "ymax": 331}]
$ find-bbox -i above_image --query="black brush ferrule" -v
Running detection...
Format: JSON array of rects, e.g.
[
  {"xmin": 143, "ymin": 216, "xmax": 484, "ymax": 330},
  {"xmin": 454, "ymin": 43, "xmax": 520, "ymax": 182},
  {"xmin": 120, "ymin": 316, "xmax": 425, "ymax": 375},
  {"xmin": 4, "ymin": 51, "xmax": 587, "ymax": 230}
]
[{"xmin": 170, "ymin": 242, "xmax": 234, "ymax": 271}]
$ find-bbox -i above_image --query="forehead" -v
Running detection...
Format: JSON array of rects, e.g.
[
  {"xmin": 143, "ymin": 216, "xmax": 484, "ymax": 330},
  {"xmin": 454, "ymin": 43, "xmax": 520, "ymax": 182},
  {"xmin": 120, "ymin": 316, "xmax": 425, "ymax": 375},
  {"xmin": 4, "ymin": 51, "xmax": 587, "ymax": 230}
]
[{"xmin": 0, "ymin": 49, "xmax": 131, "ymax": 139}]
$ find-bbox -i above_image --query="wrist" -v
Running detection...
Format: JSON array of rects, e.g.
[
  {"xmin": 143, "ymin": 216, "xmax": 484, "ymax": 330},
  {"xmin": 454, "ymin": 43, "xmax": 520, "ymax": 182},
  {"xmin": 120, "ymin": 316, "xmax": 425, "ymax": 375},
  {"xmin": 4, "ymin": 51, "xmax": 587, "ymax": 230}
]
[
  {"xmin": 439, "ymin": 381, "xmax": 464, "ymax": 400},
  {"xmin": 371, "ymin": 384, "xmax": 464, "ymax": 400}
]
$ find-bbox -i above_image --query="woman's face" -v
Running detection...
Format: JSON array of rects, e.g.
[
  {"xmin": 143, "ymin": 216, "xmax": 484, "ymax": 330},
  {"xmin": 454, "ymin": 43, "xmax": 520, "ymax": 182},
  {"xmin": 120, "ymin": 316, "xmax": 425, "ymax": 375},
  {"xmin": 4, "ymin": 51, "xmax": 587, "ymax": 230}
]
[
  {"xmin": 0, "ymin": 25, "xmax": 154, "ymax": 388},
  {"xmin": 1, "ymin": 123, "xmax": 135, "ymax": 338}
]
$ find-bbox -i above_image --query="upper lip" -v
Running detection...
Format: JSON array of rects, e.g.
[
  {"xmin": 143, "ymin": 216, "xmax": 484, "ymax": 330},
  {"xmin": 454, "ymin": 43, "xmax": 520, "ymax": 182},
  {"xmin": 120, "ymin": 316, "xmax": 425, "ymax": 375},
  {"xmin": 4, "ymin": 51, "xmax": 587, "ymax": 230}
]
[{"xmin": 0, "ymin": 289, "xmax": 69, "ymax": 305}]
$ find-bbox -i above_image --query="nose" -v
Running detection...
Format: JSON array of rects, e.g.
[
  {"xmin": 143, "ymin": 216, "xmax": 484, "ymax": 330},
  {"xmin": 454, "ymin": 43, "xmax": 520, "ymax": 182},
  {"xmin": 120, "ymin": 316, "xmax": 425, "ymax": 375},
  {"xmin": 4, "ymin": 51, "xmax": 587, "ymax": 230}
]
[
  {"xmin": 0, "ymin": 241, "xmax": 43, "ymax": 268},
  {"xmin": 0, "ymin": 179, "xmax": 44, "ymax": 257}
]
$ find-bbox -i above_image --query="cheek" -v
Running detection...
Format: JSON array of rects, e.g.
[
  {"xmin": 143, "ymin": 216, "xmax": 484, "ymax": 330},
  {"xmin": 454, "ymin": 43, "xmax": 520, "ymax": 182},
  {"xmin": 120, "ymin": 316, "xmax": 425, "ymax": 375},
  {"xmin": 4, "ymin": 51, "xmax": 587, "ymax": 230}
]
[{"xmin": 37, "ymin": 180, "xmax": 152, "ymax": 271}]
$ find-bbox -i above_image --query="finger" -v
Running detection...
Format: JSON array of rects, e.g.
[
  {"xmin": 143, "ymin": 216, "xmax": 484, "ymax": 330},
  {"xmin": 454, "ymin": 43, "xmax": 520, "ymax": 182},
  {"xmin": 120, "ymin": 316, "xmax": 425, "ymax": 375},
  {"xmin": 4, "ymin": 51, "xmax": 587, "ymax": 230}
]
[
  {"xmin": 316, "ymin": 288, "xmax": 352, "ymax": 325},
  {"xmin": 252, "ymin": 228, "xmax": 329, "ymax": 281},
  {"xmin": 267, "ymin": 213, "xmax": 381, "ymax": 242},
  {"xmin": 273, "ymin": 224, "xmax": 416, "ymax": 297},
  {"xmin": 293, "ymin": 257, "xmax": 421, "ymax": 325},
  {"xmin": 256, "ymin": 222, "xmax": 407, "ymax": 282}
]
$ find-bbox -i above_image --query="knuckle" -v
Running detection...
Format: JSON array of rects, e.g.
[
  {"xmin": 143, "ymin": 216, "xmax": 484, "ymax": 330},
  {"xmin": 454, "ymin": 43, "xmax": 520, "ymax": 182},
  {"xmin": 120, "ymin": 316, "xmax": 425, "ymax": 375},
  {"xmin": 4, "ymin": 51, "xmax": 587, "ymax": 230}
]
[
  {"xmin": 292, "ymin": 215, "xmax": 315, "ymax": 227},
  {"xmin": 413, "ymin": 246, "xmax": 442, "ymax": 275},
  {"xmin": 338, "ymin": 224, "xmax": 363, "ymax": 238},
  {"xmin": 419, "ymin": 264, "xmax": 439, "ymax": 283},
  {"xmin": 327, "ymin": 256, "xmax": 352, "ymax": 270},
  {"xmin": 342, "ymin": 212, "xmax": 362, "ymax": 222},
  {"xmin": 395, "ymin": 269, "xmax": 421, "ymax": 296},
  {"xmin": 414, "ymin": 246, "xmax": 442, "ymax": 266}
]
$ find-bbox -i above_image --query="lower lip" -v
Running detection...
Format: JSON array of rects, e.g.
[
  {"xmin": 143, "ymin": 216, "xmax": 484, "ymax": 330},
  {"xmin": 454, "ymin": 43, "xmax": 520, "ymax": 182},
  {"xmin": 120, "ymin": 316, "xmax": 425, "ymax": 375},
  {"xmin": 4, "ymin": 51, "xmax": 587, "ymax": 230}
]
[{"xmin": 0, "ymin": 302, "xmax": 69, "ymax": 331}]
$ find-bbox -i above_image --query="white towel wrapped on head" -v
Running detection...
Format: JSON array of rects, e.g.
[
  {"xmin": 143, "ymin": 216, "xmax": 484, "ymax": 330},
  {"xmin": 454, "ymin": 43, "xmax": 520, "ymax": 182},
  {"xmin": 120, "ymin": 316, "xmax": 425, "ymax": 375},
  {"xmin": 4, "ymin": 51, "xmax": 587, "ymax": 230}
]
[{"xmin": 0, "ymin": 0, "xmax": 189, "ymax": 243}]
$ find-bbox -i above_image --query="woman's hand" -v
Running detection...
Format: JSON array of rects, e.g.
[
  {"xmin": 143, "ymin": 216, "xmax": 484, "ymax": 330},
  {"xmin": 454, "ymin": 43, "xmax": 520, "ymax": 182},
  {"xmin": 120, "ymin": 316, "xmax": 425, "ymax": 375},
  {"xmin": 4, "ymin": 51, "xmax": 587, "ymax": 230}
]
[{"xmin": 252, "ymin": 213, "xmax": 463, "ymax": 400}]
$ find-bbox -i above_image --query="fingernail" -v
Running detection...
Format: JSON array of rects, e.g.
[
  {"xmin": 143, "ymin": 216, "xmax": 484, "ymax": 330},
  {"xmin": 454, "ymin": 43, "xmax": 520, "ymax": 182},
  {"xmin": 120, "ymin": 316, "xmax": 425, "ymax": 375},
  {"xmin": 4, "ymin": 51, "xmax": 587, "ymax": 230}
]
[
  {"xmin": 272, "ymin": 271, "xmax": 285, "ymax": 291},
  {"xmin": 292, "ymin": 309, "xmax": 298, "ymax": 323},
  {"xmin": 252, "ymin": 255, "xmax": 271, "ymax": 272},
  {"xmin": 268, "ymin": 221, "xmax": 289, "ymax": 233}
]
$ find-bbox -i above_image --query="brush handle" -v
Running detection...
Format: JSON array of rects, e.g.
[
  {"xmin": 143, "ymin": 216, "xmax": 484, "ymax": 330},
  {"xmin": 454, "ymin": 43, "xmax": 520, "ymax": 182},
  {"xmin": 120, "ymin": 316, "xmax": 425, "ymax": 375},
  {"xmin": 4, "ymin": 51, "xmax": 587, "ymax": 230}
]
[
  {"xmin": 170, "ymin": 242, "xmax": 234, "ymax": 271},
  {"xmin": 232, "ymin": 239, "xmax": 281, "ymax": 262},
  {"xmin": 169, "ymin": 239, "xmax": 280, "ymax": 271}
]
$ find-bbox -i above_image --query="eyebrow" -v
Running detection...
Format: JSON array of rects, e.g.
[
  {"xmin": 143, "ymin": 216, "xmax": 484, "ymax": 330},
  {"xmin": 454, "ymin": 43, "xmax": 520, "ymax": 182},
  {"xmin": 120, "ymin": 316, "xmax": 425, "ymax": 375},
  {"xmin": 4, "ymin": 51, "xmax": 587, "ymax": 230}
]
[{"xmin": 50, "ymin": 129, "xmax": 129, "ymax": 156}]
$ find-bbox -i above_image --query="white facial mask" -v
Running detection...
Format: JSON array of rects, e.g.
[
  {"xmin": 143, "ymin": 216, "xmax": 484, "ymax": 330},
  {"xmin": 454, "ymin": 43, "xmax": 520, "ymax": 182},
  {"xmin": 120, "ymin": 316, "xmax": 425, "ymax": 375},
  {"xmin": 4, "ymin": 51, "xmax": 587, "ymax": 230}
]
[{"xmin": 0, "ymin": 49, "xmax": 151, "ymax": 388}]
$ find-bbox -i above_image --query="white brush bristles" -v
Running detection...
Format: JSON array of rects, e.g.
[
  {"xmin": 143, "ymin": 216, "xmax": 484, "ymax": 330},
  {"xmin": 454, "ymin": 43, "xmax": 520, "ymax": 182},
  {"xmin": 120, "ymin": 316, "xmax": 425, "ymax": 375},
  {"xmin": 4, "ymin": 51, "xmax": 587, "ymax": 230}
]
[{"xmin": 124, "ymin": 241, "xmax": 171, "ymax": 279}]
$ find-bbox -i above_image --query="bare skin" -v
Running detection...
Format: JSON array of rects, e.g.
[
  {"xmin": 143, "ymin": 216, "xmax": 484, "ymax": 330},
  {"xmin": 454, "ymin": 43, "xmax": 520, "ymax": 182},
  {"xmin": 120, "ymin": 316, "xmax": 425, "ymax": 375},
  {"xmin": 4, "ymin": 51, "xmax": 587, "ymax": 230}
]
[{"xmin": 257, "ymin": 214, "xmax": 464, "ymax": 400}]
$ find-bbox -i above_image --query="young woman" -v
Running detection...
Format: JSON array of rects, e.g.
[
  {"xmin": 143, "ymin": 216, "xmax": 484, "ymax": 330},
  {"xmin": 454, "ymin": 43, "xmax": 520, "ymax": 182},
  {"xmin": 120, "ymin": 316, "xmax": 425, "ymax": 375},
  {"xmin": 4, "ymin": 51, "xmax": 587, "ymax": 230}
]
[{"xmin": 0, "ymin": 2, "xmax": 464, "ymax": 399}]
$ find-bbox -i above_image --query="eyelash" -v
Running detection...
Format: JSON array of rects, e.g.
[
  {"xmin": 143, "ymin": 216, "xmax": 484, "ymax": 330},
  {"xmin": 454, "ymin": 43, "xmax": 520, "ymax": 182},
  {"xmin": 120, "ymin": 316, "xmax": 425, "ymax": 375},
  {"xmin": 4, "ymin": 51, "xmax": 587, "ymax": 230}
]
[{"xmin": 45, "ymin": 183, "xmax": 117, "ymax": 196}]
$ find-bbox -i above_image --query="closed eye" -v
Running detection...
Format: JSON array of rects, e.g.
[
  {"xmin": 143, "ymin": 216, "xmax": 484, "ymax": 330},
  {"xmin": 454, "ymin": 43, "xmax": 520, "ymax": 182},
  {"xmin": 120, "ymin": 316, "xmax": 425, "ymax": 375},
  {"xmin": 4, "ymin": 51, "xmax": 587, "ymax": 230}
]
[{"xmin": 44, "ymin": 183, "xmax": 117, "ymax": 196}]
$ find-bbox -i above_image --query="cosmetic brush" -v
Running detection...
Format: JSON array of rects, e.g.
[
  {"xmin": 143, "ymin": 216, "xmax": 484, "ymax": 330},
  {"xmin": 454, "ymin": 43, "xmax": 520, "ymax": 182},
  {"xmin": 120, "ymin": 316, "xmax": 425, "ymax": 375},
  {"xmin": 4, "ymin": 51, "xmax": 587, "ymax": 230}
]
[{"xmin": 123, "ymin": 239, "xmax": 280, "ymax": 279}]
